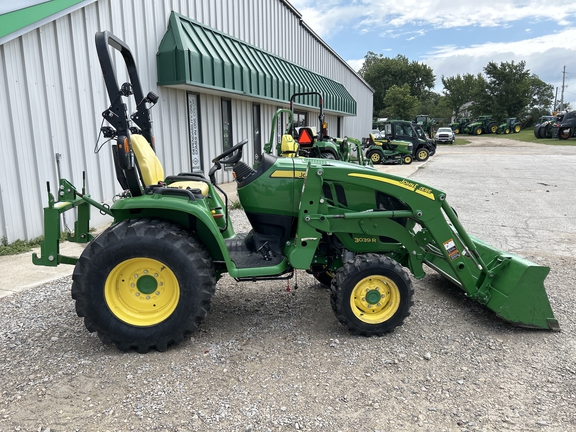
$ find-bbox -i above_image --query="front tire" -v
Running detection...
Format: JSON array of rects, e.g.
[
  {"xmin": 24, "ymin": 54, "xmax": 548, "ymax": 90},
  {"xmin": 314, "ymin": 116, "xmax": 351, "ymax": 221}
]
[
  {"xmin": 416, "ymin": 147, "xmax": 429, "ymax": 161},
  {"xmin": 402, "ymin": 154, "xmax": 413, "ymax": 164},
  {"xmin": 330, "ymin": 254, "xmax": 413, "ymax": 336},
  {"xmin": 72, "ymin": 219, "xmax": 216, "ymax": 353},
  {"xmin": 368, "ymin": 150, "xmax": 383, "ymax": 164}
]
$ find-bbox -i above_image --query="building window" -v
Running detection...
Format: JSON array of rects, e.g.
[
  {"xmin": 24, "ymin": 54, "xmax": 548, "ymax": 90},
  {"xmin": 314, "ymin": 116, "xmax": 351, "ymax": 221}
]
[
  {"xmin": 253, "ymin": 103, "xmax": 261, "ymax": 161},
  {"xmin": 187, "ymin": 93, "xmax": 203, "ymax": 172},
  {"xmin": 221, "ymin": 98, "xmax": 233, "ymax": 151}
]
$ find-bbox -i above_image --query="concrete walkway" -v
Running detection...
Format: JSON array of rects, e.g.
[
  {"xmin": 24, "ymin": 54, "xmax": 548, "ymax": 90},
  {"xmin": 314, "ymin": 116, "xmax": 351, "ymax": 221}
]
[{"xmin": 0, "ymin": 160, "xmax": 425, "ymax": 298}]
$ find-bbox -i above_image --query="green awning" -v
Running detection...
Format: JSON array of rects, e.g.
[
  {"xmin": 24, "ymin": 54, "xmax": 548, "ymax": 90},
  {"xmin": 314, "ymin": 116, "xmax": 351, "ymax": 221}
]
[{"xmin": 157, "ymin": 12, "xmax": 356, "ymax": 116}]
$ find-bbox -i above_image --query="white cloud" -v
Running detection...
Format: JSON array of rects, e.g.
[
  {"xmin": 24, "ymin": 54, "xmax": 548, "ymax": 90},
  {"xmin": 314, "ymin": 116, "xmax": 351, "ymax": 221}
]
[
  {"xmin": 423, "ymin": 28, "xmax": 576, "ymax": 94},
  {"xmin": 291, "ymin": 0, "xmax": 576, "ymax": 38}
]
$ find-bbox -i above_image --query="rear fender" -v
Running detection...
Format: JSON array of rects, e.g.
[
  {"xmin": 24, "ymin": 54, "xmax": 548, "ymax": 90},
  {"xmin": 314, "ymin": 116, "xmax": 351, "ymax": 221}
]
[{"xmin": 110, "ymin": 192, "xmax": 234, "ymax": 266}]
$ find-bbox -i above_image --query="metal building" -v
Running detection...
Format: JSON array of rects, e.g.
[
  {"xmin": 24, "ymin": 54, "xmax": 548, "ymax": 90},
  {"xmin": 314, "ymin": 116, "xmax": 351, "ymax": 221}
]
[{"xmin": 0, "ymin": 0, "xmax": 374, "ymax": 242}]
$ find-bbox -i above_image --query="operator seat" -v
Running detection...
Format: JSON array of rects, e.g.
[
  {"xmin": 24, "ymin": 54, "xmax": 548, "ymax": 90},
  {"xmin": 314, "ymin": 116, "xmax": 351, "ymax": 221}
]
[{"xmin": 130, "ymin": 134, "xmax": 209, "ymax": 195}]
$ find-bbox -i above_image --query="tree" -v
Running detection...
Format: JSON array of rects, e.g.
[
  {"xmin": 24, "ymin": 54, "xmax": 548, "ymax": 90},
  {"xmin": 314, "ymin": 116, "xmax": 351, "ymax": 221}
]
[
  {"xmin": 382, "ymin": 84, "xmax": 420, "ymax": 120},
  {"xmin": 441, "ymin": 73, "xmax": 485, "ymax": 119},
  {"xmin": 481, "ymin": 60, "xmax": 532, "ymax": 120},
  {"xmin": 360, "ymin": 53, "xmax": 435, "ymax": 115},
  {"xmin": 528, "ymin": 74, "xmax": 554, "ymax": 118}
]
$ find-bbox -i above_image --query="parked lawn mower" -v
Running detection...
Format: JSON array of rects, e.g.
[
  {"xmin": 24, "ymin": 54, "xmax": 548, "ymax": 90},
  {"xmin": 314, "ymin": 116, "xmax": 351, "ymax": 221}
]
[
  {"xmin": 364, "ymin": 131, "xmax": 414, "ymax": 165},
  {"xmin": 32, "ymin": 31, "xmax": 559, "ymax": 353}
]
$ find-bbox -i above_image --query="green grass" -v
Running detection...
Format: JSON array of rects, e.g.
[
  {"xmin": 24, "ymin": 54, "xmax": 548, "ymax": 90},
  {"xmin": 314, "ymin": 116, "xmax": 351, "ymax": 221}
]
[
  {"xmin": 229, "ymin": 200, "xmax": 243, "ymax": 210},
  {"xmin": 0, "ymin": 235, "xmax": 44, "ymax": 256},
  {"xmin": 486, "ymin": 129, "xmax": 576, "ymax": 146}
]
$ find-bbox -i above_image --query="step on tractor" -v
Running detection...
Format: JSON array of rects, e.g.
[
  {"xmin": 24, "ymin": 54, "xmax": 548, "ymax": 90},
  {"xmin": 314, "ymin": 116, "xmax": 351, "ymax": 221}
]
[
  {"xmin": 266, "ymin": 92, "xmax": 366, "ymax": 165},
  {"xmin": 449, "ymin": 118, "xmax": 470, "ymax": 134},
  {"xmin": 32, "ymin": 31, "xmax": 559, "ymax": 353},
  {"xmin": 463, "ymin": 115, "xmax": 498, "ymax": 135}
]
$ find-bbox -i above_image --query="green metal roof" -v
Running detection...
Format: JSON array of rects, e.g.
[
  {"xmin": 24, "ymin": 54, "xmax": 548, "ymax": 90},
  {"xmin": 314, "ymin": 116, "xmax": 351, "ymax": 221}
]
[
  {"xmin": 0, "ymin": 0, "xmax": 96, "ymax": 42},
  {"xmin": 157, "ymin": 12, "xmax": 356, "ymax": 116}
]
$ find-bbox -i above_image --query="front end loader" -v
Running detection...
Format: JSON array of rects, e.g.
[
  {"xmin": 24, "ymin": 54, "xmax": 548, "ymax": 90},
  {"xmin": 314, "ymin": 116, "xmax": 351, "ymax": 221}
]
[{"xmin": 32, "ymin": 31, "xmax": 559, "ymax": 353}]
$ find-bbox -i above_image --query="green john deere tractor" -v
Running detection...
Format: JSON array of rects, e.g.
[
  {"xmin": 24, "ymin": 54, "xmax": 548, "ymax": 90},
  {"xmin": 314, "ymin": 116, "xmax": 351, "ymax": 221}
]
[
  {"xmin": 32, "ymin": 31, "xmax": 559, "ymax": 353},
  {"xmin": 263, "ymin": 93, "xmax": 366, "ymax": 165},
  {"xmin": 413, "ymin": 114, "xmax": 436, "ymax": 137},
  {"xmin": 497, "ymin": 117, "xmax": 522, "ymax": 134},
  {"xmin": 449, "ymin": 118, "xmax": 470, "ymax": 134},
  {"xmin": 463, "ymin": 115, "xmax": 498, "ymax": 135}
]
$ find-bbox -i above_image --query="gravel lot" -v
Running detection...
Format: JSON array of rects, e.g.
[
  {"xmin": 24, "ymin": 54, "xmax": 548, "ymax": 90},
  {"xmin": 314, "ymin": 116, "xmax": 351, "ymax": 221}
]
[{"xmin": 1, "ymin": 137, "xmax": 575, "ymax": 431}]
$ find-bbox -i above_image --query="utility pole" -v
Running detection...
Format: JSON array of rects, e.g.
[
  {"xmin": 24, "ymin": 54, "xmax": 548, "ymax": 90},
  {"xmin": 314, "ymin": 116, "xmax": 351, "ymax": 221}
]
[
  {"xmin": 554, "ymin": 87, "xmax": 558, "ymax": 113},
  {"xmin": 559, "ymin": 66, "xmax": 566, "ymax": 111}
]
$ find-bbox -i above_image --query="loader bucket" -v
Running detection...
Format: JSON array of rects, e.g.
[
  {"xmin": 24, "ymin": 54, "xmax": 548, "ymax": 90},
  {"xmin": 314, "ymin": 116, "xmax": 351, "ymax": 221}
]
[{"xmin": 472, "ymin": 236, "xmax": 559, "ymax": 331}]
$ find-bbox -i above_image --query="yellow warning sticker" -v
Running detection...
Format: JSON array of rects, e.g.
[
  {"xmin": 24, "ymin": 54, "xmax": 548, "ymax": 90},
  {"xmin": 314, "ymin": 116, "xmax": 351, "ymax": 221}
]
[{"xmin": 443, "ymin": 238, "xmax": 460, "ymax": 260}]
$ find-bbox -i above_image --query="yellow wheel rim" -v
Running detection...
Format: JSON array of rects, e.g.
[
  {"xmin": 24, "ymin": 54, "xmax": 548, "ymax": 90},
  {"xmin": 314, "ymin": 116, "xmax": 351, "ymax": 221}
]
[
  {"xmin": 350, "ymin": 276, "xmax": 400, "ymax": 324},
  {"xmin": 418, "ymin": 150, "xmax": 428, "ymax": 160},
  {"xmin": 104, "ymin": 258, "xmax": 180, "ymax": 326},
  {"xmin": 404, "ymin": 156, "xmax": 411, "ymax": 164},
  {"xmin": 370, "ymin": 153, "xmax": 381, "ymax": 163},
  {"xmin": 475, "ymin": 128, "xmax": 482, "ymax": 135}
]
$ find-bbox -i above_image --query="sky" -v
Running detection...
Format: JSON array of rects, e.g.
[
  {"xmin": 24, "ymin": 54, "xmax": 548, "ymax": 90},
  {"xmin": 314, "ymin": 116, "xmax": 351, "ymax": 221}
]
[{"xmin": 290, "ymin": 0, "xmax": 576, "ymax": 109}]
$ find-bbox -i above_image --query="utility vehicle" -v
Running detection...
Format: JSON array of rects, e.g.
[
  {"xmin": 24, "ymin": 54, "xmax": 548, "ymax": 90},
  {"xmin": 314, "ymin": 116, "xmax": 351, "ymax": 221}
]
[{"xmin": 33, "ymin": 31, "xmax": 559, "ymax": 352}]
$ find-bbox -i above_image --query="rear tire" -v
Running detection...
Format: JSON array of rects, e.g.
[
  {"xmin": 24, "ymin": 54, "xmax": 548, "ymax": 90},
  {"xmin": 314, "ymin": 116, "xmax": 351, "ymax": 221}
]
[
  {"xmin": 321, "ymin": 151, "xmax": 337, "ymax": 160},
  {"xmin": 558, "ymin": 127, "xmax": 571, "ymax": 140},
  {"xmin": 72, "ymin": 218, "xmax": 216, "ymax": 353},
  {"xmin": 489, "ymin": 123, "xmax": 498, "ymax": 133},
  {"xmin": 330, "ymin": 254, "xmax": 413, "ymax": 336},
  {"xmin": 513, "ymin": 125, "xmax": 521, "ymax": 133}
]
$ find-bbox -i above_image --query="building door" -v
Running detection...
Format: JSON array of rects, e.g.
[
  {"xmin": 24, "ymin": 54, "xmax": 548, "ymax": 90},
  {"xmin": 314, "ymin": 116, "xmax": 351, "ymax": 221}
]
[
  {"xmin": 253, "ymin": 103, "xmax": 261, "ymax": 161},
  {"xmin": 187, "ymin": 93, "xmax": 203, "ymax": 172}
]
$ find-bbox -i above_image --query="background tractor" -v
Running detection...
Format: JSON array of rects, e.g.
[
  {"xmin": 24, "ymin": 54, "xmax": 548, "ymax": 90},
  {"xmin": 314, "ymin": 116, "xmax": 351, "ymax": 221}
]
[
  {"xmin": 463, "ymin": 115, "xmax": 498, "ymax": 135},
  {"xmin": 265, "ymin": 92, "xmax": 366, "ymax": 165},
  {"xmin": 551, "ymin": 110, "xmax": 576, "ymax": 140},
  {"xmin": 497, "ymin": 117, "xmax": 522, "ymax": 134},
  {"xmin": 32, "ymin": 31, "xmax": 559, "ymax": 353},
  {"xmin": 413, "ymin": 114, "xmax": 436, "ymax": 137},
  {"xmin": 534, "ymin": 115, "xmax": 556, "ymax": 139},
  {"xmin": 449, "ymin": 118, "xmax": 470, "ymax": 134}
]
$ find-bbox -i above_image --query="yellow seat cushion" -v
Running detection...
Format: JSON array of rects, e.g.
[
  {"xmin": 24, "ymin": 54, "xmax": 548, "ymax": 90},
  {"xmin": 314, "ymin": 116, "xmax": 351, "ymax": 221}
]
[{"xmin": 168, "ymin": 181, "xmax": 209, "ymax": 196}]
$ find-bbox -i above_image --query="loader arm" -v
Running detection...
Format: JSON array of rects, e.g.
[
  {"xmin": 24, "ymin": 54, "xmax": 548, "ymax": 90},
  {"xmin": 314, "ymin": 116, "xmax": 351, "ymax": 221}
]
[{"xmin": 286, "ymin": 161, "xmax": 559, "ymax": 331}]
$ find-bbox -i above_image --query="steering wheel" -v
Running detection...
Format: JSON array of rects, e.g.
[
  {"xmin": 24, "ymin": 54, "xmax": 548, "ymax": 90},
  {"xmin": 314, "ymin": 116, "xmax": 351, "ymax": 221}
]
[
  {"xmin": 212, "ymin": 139, "xmax": 248, "ymax": 165},
  {"xmin": 209, "ymin": 139, "xmax": 248, "ymax": 184}
]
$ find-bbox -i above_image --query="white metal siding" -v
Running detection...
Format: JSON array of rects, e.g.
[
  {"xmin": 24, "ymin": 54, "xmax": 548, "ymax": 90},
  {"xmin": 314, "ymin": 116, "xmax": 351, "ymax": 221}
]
[{"xmin": 0, "ymin": 0, "xmax": 373, "ymax": 242}]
